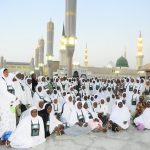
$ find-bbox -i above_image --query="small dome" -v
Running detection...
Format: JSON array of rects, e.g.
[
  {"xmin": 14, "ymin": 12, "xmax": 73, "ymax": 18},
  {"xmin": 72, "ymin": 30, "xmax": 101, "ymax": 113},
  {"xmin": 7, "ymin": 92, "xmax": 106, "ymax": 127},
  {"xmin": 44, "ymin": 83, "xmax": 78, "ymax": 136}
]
[
  {"xmin": 116, "ymin": 56, "xmax": 129, "ymax": 68},
  {"xmin": 106, "ymin": 61, "xmax": 115, "ymax": 68}
]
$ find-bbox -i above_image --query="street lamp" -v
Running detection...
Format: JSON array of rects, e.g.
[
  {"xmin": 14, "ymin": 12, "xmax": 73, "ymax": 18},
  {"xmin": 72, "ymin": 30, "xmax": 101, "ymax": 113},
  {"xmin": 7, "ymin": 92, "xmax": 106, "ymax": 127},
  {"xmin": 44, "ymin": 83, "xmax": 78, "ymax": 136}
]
[
  {"xmin": 65, "ymin": 36, "xmax": 77, "ymax": 77},
  {"xmin": 46, "ymin": 55, "xmax": 53, "ymax": 61}
]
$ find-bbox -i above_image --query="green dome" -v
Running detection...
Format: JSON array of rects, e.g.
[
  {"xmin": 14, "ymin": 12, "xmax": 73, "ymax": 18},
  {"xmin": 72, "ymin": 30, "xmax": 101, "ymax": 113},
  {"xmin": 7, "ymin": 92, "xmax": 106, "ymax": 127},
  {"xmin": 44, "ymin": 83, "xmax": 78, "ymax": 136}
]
[{"xmin": 116, "ymin": 56, "xmax": 129, "ymax": 68}]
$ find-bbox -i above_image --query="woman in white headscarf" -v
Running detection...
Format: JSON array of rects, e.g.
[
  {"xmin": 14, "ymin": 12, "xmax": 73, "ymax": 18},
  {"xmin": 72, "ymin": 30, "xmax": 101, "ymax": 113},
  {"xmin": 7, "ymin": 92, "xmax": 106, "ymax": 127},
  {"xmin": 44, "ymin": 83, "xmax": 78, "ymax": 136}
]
[
  {"xmin": 0, "ymin": 68, "xmax": 17, "ymax": 103},
  {"xmin": 0, "ymin": 68, "xmax": 18, "ymax": 140},
  {"xmin": 33, "ymin": 85, "xmax": 45, "ymax": 110},
  {"xmin": 14, "ymin": 71, "xmax": 26, "ymax": 105},
  {"xmin": 38, "ymin": 103, "xmax": 64, "ymax": 136},
  {"xmin": 61, "ymin": 94, "xmax": 74, "ymax": 125},
  {"xmin": 69, "ymin": 101, "xmax": 88, "ymax": 127},
  {"xmin": 82, "ymin": 101, "xmax": 107, "ymax": 132},
  {"xmin": 44, "ymin": 89, "xmax": 52, "ymax": 103},
  {"xmin": 38, "ymin": 76, "xmax": 47, "ymax": 88},
  {"xmin": 109, "ymin": 100, "xmax": 131, "ymax": 132},
  {"xmin": 92, "ymin": 101, "xmax": 101, "ymax": 114},
  {"xmin": 52, "ymin": 98, "xmax": 62, "ymax": 120},
  {"xmin": 99, "ymin": 98, "xmax": 109, "ymax": 126},
  {"xmin": 24, "ymin": 78, "xmax": 33, "ymax": 106},
  {"xmin": 8, "ymin": 106, "xmax": 45, "ymax": 148},
  {"xmin": 134, "ymin": 100, "xmax": 150, "ymax": 130}
]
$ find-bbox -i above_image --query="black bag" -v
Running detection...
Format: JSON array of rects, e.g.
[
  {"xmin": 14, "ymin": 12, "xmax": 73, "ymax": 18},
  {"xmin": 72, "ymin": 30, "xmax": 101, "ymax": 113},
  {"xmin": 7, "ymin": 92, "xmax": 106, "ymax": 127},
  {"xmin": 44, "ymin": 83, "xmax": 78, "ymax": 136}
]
[
  {"xmin": 7, "ymin": 85, "xmax": 15, "ymax": 95},
  {"xmin": 96, "ymin": 85, "xmax": 100, "ymax": 90},
  {"xmin": 77, "ymin": 111, "xmax": 85, "ymax": 123},
  {"xmin": 129, "ymin": 85, "xmax": 133, "ymax": 91},
  {"xmin": 31, "ymin": 121, "xmax": 40, "ymax": 136},
  {"xmin": 131, "ymin": 99, "xmax": 137, "ymax": 105},
  {"xmin": 89, "ymin": 85, "xmax": 93, "ymax": 91},
  {"xmin": 88, "ymin": 112, "xmax": 93, "ymax": 119}
]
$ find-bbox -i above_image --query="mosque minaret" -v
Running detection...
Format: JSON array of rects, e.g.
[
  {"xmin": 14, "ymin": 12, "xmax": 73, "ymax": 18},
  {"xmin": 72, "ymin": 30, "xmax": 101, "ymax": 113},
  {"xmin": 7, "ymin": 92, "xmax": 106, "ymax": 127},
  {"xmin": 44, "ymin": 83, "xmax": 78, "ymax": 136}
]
[
  {"xmin": 47, "ymin": 19, "xmax": 54, "ymax": 78},
  {"xmin": 84, "ymin": 44, "xmax": 88, "ymax": 67},
  {"xmin": 38, "ymin": 38, "xmax": 44, "ymax": 75},
  {"xmin": 136, "ymin": 32, "xmax": 144, "ymax": 70}
]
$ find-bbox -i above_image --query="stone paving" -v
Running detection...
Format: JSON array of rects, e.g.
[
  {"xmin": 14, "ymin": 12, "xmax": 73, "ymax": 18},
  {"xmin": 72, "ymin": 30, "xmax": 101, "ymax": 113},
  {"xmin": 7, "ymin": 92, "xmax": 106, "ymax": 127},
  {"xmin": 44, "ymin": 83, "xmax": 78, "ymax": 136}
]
[{"xmin": 1, "ymin": 126, "xmax": 150, "ymax": 150}]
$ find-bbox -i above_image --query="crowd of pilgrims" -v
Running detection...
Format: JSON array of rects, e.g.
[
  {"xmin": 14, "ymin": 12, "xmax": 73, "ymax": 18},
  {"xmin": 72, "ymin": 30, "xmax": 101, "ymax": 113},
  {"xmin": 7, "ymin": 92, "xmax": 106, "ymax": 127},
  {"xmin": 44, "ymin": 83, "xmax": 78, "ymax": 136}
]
[{"xmin": 0, "ymin": 68, "xmax": 150, "ymax": 148}]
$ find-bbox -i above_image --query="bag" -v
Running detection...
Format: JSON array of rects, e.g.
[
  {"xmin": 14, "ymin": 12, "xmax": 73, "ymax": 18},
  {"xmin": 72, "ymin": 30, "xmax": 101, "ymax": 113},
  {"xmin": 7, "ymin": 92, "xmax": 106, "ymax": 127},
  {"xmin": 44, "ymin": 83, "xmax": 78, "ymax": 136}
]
[
  {"xmin": 7, "ymin": 85, "xmax": 15, "ymax": 95},
  {"xmin": 129, "ymin": 85, "xmax": 133, "ymax": 91},
  {"xmin": 96, "ymin": 85, "xmax": 100, "ymax": 90},
  {"xmin": 46, "ymin": 121, "xmax": 50, "ymax": 132},
  {"xmin": 31, "ymin": 121, "xmax": 40, "ymax": 136},
  {"xmin": 77, "ymin": 111, "xmax": 85, "ymax": 123},
  {"xmin": 62, "ymin": 84, "xmax": 65, "ymax": 90},
  {"xmin": 88, "ymin": 111, "xmax": 93, "ymax": 119},
  {"xmin": 89, "ymin": 85, "xmax": 93, "ymax": 91},
  {"xmin": 123, "ymin": 88, "xmax": 126, "ymax": 92},
  {"xmin": 132, "ymin": 99, "xmax": 137, "ymax": 105}
]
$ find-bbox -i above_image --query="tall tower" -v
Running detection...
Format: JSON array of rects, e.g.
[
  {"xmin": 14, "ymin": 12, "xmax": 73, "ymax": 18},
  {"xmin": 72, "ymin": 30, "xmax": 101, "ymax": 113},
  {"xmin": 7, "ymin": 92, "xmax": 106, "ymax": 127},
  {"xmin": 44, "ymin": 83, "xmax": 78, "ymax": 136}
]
[
  {"xmin": 65, "ymin": 0, "xmax": 77, "ymax": 77},
  {"xmin": 84, "ymin": 44, "xmax": 88, "ymax": 67},
  {"xmin": 60, "ymin": 24, "xmax": 67, "ymax": 67},
  {"xmin": 47, "ymin": 19, "xmax": 54, "ymax": 78},
  {"xmin": 136, "ymin": 32, "xmax": 144, "ymax": 70},
  {"xmin": 47, "ymin": 19, "xmax": 54, "ymax": 60},
  {"xmin": 35, "ymin": 47, "xmax": 40, "ymax": 71},
  {"xmin": 38, "ymin": 38, "xmax": 44, "ymax": 75},
  {"xmin": 124, "ymin": 48, "xmax": 126, "ymax": 58}
]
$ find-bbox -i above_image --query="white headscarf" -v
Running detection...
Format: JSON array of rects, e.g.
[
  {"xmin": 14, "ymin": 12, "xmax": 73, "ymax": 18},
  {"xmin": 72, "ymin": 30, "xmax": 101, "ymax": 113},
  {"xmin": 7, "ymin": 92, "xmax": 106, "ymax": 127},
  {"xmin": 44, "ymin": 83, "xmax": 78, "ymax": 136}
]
[
  {"xmin": 69, "ymin": 101, "xmax": 84, "ymax": 126},
  {"xmin": 109, "ymin": 100, "xmax": 130, "ymax": 129},
  {"xmin": 25, "ymin": 78, "xmax": 32, "ymax": 89},
  {"xmin": 9, "ymin": 106, "xmax": 46, "ymax": 148},
  {"xmin": 35, "ymin": 85, "xmax": 44, "ymax": 97},
  {"xmin": 100, "ymin": 98, "xmax": 108, "ymax": 115}
]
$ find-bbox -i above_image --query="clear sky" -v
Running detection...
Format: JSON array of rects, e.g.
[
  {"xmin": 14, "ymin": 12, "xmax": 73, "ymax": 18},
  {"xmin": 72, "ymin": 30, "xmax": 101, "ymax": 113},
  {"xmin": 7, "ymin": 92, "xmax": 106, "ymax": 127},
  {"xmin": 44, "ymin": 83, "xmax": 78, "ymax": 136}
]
[{"xmin": 0, "ymin": 0, "xmax": 150, "ymax": 69}]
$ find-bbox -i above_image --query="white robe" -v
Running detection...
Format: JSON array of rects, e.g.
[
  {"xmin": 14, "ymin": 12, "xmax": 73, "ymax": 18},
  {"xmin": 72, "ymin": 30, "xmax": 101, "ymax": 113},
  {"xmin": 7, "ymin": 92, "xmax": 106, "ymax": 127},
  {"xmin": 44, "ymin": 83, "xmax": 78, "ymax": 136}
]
[
  {"xmin": 110, "ymin": 100, "xmax": 131, "ymax": 129},
  {"xmin": 24, "ymin": 81, "xmax": 33, "ymax": 106},
  {"xmin": 0, "ymin": 72, "xmax": 17, "ymax": 137},
  {"xmin": 134, "ymin": 108, "xmax": 150, "ymax": 129},
  {"xmin": 9, "ymin": 115, "xmax": 45, "ymax": 148},
  {"xmin": 61, "ymin": 102, "xmax": 74, "ymax": 124},
  {"xmin": 49, "ymin": 113, "xmax": 63, "ymax": 134},
  {"xmin": 69, "ymin": 108, "xmax": 87, "ymax": 127}
]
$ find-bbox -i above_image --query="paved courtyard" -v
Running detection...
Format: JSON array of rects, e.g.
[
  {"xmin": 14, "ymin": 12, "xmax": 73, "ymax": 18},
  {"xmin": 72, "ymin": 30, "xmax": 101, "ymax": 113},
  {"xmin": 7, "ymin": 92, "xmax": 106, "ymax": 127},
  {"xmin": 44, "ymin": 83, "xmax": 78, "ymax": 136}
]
[{"xmin": 1, "ymin": 126, "xmax": 150, "ymax": 150}]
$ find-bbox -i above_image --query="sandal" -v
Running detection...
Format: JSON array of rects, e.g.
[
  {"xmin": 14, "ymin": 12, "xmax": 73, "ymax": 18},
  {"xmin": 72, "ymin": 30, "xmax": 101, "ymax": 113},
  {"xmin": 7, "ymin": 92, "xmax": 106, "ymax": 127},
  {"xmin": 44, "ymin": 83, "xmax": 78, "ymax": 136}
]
[{"xmin": 5, "ymin": 140, "xmax": 11, "ymax": 147}]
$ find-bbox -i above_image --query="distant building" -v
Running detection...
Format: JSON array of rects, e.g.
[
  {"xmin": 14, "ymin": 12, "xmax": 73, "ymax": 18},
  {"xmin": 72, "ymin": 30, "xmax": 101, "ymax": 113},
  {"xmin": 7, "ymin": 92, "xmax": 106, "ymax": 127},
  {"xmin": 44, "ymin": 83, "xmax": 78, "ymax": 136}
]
[
  {"xmin": 116, "ymin": 56, "xmax": 129, "ymax": 68},
  {"xmin": 136, "ymin": 32, "xmax": 144, "ymax": 70},
  {"xmin": 140, "ymin": 63, "xmax": 150, "ymax": 79}
]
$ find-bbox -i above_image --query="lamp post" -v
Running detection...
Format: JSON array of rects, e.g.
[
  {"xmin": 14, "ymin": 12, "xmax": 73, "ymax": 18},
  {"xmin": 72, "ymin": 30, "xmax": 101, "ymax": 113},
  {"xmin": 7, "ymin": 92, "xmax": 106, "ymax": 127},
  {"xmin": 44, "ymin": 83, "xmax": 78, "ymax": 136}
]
[{"xmin": 66, "ymin": 36, "xmax": 77, "ymax": 77}]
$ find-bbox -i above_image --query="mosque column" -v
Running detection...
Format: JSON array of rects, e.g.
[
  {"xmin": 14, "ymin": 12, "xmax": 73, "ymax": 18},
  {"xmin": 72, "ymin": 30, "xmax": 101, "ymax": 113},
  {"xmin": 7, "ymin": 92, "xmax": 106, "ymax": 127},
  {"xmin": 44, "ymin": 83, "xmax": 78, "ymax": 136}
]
[{"xmin": 65, "ymin": 0, "xmax": 77, "ymax": 77}]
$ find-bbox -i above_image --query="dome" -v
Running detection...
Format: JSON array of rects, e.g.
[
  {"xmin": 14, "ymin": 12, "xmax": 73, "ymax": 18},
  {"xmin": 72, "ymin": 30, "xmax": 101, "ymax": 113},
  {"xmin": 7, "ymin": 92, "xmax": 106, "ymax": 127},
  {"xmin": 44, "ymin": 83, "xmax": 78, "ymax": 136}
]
[{"xmin": 116, "ymin": 56, "xmax": 129, "ymax": 68}]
